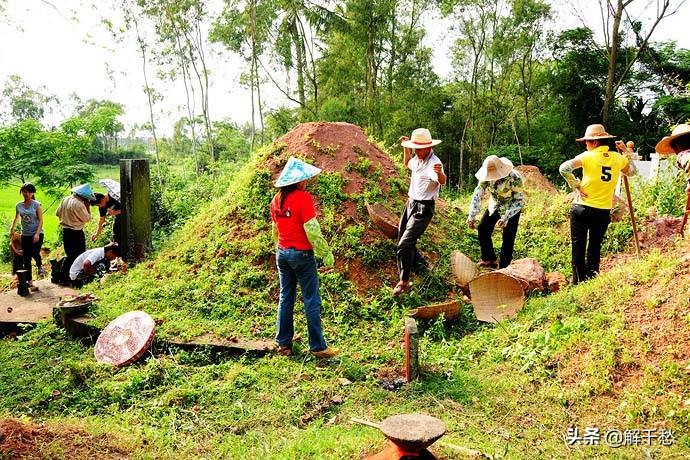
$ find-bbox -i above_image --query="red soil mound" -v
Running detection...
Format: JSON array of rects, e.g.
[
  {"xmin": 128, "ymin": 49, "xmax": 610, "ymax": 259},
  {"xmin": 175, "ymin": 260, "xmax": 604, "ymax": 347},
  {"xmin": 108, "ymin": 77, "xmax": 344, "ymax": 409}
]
[
  {"xmin": 515, "ymin": 165, "xmax": 557, "ymax": 194},
  {"xmin": 0, "ymin": 418, "xmax": 129, "ymax": 459},
  {"xmin": 268, "ymin": 122, "xmax": 399, "ymax": 195}
]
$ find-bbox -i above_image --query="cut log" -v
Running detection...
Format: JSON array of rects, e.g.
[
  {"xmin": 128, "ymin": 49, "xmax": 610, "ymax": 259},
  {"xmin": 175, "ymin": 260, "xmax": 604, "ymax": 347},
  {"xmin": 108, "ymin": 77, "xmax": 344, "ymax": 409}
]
[
  {"xmin": 497, "ymin": 258, "xmax": 546, "ymax": 294},
  {"xmin": 469, "ymin": 272, "xmax": 525, "ymax": 323},
  {"xmin": 366, "ymin": 202, "xmax": 399, "ymax": 239},
  {"xmin": 409, "ymin": 300, "xmax": 460, "ymax": 321},
  {"xmin": 546, "ymin": 272, "xmax": 568, "ymax": 293}
]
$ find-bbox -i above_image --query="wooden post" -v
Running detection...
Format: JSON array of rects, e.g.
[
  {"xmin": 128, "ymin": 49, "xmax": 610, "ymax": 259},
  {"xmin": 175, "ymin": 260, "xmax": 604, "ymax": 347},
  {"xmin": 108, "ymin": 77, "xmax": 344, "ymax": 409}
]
[
  {"xmin": 16, "ymin": 270, "xmax": 29, "ymax": 297},
  {"xmin": 404, "ymin": 317, "xmax": 419, "ymax": 382},
  {"xmin": 120, "ymin": 159, "xmax": 152, "ymax": 263}
]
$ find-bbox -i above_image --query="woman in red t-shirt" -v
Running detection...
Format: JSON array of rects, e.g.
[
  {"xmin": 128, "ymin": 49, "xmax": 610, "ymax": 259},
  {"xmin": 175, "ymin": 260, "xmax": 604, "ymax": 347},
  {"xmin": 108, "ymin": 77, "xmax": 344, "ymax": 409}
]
[{"xmin": 270, "ymin": 157, "xmax": 339, "ymax": 358}]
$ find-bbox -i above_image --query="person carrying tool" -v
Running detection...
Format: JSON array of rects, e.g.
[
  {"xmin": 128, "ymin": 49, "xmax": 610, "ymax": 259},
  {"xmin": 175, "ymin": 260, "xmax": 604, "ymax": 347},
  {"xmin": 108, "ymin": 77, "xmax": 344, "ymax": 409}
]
[
  {"xmin": 269, "ymin": 157, "xmax": 339, "ymax": 359},
  {"xmin": 393, "ymin": 128, "xmax": 446, "ymax": 296},
  {"xmin": 467, "ymin": 156, "xmax": 524, "ymax": 269},
  {"xmin": 559, "ymin": 124, "xmax": 636, "ymax": 284}
]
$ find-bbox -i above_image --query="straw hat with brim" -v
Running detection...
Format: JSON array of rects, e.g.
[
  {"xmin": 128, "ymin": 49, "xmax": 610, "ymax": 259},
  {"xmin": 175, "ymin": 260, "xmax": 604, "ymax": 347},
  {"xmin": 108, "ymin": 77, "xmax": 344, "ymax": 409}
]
[
  {"xmin": 576, "ymin": 124, "xmax": 617, "ymax": 142},
  {"xmin": 450, "ymin": 250, "xmax": 477, "ymax": 289},
  {"xmin": 72, "ymin": 184, "xmax": 97, "ymax": 201},
  {"xmin": 274, "ymin": 156, "xmax": 323, "ymax": 187},
  {"xmin": 469, "ymin": 272, "xmax": 525, "ymax": 323},
  {"xmin": 475, "ymin": 155, "xmax": 514, "ymax": 182},
  {"xmin": 401, "ymin": 128, "xmax": 442, "ymax": 149},
  {"xmin": 655, "ymin": 123, "xmax": 690, "ymax": 155}
]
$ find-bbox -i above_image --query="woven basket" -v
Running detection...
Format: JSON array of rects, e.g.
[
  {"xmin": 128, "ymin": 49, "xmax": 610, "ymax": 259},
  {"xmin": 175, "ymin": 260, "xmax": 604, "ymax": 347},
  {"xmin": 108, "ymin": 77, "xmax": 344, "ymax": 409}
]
[
  {"xmin": 469, "ymin": 272, "xmax": 525, "ymax": 323},
  {"xmin": 409, "ymin": 300, "xmax": 460, "ymax": 321},
  {"xmin": 450, "ymin": 251, "xmax": 477, "ymax": 289},
  {"xmin": 366, "ymin": 202, "xmax": 399, "ymax": 239}
]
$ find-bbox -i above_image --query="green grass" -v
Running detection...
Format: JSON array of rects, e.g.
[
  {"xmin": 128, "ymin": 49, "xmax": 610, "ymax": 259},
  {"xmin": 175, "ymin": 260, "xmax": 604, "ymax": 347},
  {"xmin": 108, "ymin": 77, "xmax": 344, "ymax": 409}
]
[
  {"xmin": 0, "ymin": 165, "xmax": 119, "ymax": 247},
  {"xmin": 1, "ymin": 151, "xmax": 688, "ymax": 458}
]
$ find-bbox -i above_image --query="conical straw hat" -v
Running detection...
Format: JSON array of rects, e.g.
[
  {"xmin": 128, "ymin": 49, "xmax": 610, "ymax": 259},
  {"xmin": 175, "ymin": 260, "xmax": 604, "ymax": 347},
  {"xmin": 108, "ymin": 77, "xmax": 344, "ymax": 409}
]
[
  {"xmin": 366, "ymin": 202, "xmax": 399, "ymax": 239},
  {"xmin": 469, "ymin": 272, "xmax": 525, "ymax": 323},
  {"xmin": 274, "ymin": 157, "xmax": 322, "ymax": 187},
  {"xmin": 450, "ymin": 251, "xmax": 477, "ymax": 289},
  {"xmin": 71, "ymin": 183, "xmax": 97, "ymax": 201},
  {"xmin": 409, "ymin": 300, "xmax": 460, "ymax": 321}
]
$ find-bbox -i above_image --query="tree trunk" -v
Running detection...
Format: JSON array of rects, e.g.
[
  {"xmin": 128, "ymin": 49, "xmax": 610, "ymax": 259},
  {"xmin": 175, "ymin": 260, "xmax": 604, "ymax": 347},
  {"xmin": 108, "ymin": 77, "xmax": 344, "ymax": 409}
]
[{"xmin": 603, "ymin": 0, "xmax": 624, "ymax": 124}]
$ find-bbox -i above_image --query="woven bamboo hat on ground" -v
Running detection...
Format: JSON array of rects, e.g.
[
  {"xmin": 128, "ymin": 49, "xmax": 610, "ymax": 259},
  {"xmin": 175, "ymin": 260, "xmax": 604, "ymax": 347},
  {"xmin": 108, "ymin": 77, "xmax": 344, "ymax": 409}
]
[
  {"xmin": 655, "ymin": 123, "xmax": 690, "ymax": 155},
  {"xmin": 576, "ymin": 124, "xmax": 616, "ymax": 142},
  {"xmin": 475, "ymin": 155, "xmax": 514, "ymax": 182},
  {"xmin": 401, "ymin": 128, "xmax": 442, "ymax": 149},
  {"xmin": 469, "ymin": 272, "xmax": 525, "ymax": 323},
  {"xmin": 450, "ymin": 251, "xmax": 477, "ymax": 289},
  {"xmin": 274, "ymin": 157, "xmax": 322, "ymax": 187}
]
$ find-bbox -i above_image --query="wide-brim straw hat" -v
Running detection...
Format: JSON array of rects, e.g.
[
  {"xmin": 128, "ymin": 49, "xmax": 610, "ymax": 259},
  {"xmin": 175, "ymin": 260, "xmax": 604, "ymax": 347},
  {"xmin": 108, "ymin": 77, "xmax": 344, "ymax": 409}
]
[
  {"xmin": 72, "ymin": 183, "xmax": 97, "ymax": 201},
  {"xmin": 450, "ymin": 250, "xmax": 477, "ymax": 289},
  {"xmin": 475, "ymin": 155, "xmax": 514, "ymax": 182},
  {"xmin": 655, "ymin": 123, "xmax": 690, "ymax": 155},
  {"xmin": 469, "ymin": 272, "xmax": 525, "ymax": 323},
  {"xmin": 274, "ymin": 156, "xmax": 322, "ymax": 187},
  {"xmin": 576, "ymin": 124, "xmax": 617, "ymax": 142},
  {"xmin": 401, "ymin": 128, "xmax": 442, "ymax": 149}
]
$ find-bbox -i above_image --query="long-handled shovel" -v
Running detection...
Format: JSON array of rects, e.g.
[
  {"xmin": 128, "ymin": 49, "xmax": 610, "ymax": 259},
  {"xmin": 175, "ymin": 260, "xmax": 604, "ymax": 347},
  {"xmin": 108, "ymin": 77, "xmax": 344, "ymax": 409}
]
[{"xmin": 622, "ymin": 140, "xmax": 641, "ymax": 257}]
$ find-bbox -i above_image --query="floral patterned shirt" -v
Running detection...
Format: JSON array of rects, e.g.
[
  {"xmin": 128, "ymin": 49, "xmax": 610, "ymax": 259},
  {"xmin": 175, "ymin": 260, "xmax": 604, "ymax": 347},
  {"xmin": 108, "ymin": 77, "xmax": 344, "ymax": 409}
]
[{"xmin": 468, "ymin": 170, "xmax": 525, "ymax": 221}]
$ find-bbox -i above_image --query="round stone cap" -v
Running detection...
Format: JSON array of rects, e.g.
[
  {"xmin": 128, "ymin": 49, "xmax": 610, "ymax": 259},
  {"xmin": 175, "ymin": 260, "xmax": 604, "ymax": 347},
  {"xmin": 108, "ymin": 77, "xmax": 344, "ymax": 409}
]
[
  {"xmin": 95, "ymin": 311, "xmax": 155, "ymax": 366},
  {"xmin": 380, "ymin": 413, "xmax": 446, "ymax": 452}
]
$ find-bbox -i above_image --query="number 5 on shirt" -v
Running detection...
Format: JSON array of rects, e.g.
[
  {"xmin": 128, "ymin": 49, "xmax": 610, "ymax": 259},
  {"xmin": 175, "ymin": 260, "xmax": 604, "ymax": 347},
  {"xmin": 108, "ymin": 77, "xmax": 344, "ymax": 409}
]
[{"xmin": 601, "ymin": 166, "xmax": 612, "ymax": 182}]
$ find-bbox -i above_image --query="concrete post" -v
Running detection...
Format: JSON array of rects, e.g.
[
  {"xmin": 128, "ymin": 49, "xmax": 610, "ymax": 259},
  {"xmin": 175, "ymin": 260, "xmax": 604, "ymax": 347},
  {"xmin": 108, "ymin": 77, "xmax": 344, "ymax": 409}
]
[
  {"xmin": 404, "ymin": 317, "xmax": 419, "ymax": 382},
  {"xmin": 120, "ymin": 159, "xmax": 152, "ymax": 263}
]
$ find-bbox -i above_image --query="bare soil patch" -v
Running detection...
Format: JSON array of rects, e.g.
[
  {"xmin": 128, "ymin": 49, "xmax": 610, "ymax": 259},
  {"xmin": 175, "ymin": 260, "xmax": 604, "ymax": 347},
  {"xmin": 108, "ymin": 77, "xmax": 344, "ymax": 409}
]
[{"xmin": 0, "ymin": 418, "xmax": 130, "ymax": 459}]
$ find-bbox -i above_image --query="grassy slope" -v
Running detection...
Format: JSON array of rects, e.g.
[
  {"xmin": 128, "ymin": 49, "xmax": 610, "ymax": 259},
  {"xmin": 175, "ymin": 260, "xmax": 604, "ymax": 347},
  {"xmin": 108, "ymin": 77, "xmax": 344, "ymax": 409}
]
[{"xmin": 1, "ymin": 150, "xmax": 688, "ymax": 458}]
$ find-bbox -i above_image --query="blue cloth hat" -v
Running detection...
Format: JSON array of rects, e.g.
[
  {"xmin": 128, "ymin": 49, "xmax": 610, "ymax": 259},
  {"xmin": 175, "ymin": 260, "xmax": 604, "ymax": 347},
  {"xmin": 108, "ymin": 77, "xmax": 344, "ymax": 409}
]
[
  {"xmin": 274, "ymin": 157, "xmax": 322, "ymax": 187},
  {"xmin": 72, "ymin": 183, "xmax": 97, "ymax": 201}
]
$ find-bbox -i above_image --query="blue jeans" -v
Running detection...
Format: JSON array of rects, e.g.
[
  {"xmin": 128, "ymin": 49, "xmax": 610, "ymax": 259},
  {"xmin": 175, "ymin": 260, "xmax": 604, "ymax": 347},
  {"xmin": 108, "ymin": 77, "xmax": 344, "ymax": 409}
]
[{"xmin": 276, "ymin": 248, "xmax": 327, "ymax": 352}]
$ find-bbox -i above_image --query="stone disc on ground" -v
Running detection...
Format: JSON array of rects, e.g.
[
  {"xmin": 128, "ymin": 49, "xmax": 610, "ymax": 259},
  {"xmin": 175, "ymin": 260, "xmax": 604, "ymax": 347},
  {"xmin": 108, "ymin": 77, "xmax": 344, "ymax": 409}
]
[
  {"xmin": 380, "ymin": 413, "xmax": 446, "ymax": 452},
  {"xmin": 515, "ymin": 165, "xmax": 557, "ymax": 194},
  {"xmin": 94, "ymin": 310, "xmax": 155, "ymax": 366}
]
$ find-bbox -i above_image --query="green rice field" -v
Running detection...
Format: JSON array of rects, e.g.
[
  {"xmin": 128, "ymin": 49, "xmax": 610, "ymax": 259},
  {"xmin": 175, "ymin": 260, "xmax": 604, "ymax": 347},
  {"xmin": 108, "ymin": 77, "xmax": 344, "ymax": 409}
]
[{"xmin": 1, "ymin": 165, "xmax": 120, "ymax": 246}]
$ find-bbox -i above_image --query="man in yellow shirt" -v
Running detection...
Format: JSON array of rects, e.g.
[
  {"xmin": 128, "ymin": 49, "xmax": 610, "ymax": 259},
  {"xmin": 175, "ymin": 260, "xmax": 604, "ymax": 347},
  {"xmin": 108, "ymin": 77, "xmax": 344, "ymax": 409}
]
[{"xmin": 559, "ymin": 124, "xmax": 635, "ymax": 284}]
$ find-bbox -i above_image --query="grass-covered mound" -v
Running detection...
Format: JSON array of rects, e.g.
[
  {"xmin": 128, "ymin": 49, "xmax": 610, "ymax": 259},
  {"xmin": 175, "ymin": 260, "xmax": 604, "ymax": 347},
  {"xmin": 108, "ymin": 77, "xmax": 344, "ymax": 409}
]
[{"xmin": 86, "ymin": 122, "xmax": 638, "ymax": 343}]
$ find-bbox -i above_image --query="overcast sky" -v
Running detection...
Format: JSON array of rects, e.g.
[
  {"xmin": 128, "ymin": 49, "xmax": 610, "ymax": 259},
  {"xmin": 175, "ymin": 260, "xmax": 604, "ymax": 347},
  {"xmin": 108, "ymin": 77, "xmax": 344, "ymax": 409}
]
[{"xmin": 0, "ymin": 0, "xmax": 688, "ymax": 135}]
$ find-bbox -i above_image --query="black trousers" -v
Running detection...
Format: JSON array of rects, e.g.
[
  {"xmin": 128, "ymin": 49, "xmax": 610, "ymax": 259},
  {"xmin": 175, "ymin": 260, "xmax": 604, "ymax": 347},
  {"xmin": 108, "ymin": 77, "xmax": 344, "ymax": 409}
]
[
  {"xmin": 477, "ymin": 210, "xmax": 521, "ymax": 269},
  {"xmin": 61, "ymin": 228, "xmax": 86, "ymax": 282},
  {"xmin": 20, "ymin": 233, "xmax": 44, "ymax": 281},
  {"xmin": 570, "ymin": 204, "xmax": 610, "ymax": 284},
  {"xmin": 113, "ymin": 215, "xmax": 122, "ymax": 246},
  {"xmin": 397, "ymin": 199, "xmax": 434, "ymax": 282}
]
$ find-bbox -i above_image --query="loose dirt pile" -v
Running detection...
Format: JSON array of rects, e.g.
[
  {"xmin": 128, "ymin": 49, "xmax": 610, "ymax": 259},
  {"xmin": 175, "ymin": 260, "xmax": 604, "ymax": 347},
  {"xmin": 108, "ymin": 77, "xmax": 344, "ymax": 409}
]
[
  {"xmin": 515, "ymin": 165, "xmax": 557, "ymax": 194},
  {"xmin": 266, "ymin": 122, "xmax": 403, "ymax": 225},
  {"xmin": 0, "ymin": 418, "xmax": 129, "ymax": 459},
  {"xmin": 268, "ymin": 122, "xmax": 399, "ymax": 195}
]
